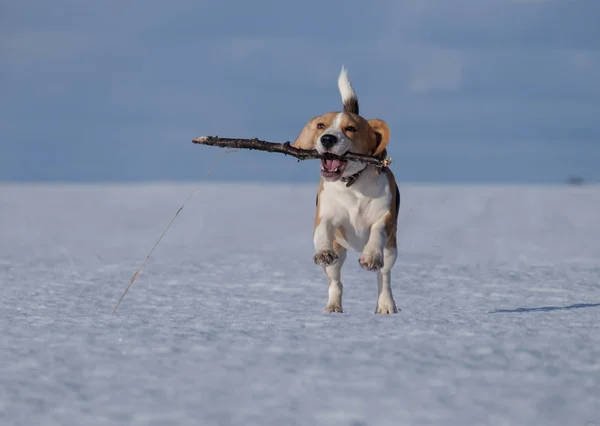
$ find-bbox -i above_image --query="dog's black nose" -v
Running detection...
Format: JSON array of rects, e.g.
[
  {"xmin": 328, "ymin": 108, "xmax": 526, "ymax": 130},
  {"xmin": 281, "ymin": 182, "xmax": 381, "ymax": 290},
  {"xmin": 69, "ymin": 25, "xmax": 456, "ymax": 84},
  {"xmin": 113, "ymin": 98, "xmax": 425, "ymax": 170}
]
[{"xmin": 320, "ymin": 134, "xmax": 338, "ymax": 149}]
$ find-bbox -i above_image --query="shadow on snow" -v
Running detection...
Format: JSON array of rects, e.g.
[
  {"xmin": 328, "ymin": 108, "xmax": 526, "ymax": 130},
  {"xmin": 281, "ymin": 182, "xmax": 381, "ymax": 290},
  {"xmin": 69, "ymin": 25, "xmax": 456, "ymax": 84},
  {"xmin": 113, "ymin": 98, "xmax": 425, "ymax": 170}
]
[{"xmin": 489, "ymin": 303, "xmax": 600, "ymax": 314}]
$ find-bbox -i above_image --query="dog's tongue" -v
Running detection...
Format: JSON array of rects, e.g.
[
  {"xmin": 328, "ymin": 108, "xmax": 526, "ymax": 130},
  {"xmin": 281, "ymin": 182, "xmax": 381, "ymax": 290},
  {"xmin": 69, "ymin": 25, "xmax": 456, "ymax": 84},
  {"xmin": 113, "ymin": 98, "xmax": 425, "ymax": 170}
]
[{"xmin": 323, "ymin": 158, "xmax": 343, "ymax": 172}]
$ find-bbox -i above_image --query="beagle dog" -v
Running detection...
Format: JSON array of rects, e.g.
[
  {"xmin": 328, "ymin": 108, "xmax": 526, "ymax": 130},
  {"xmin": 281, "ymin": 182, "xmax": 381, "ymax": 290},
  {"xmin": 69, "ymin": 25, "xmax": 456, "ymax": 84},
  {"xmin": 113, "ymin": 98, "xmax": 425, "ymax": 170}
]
[{"xmin": 293, "ymin": 67, "xmax": 400, "ymax": 314}]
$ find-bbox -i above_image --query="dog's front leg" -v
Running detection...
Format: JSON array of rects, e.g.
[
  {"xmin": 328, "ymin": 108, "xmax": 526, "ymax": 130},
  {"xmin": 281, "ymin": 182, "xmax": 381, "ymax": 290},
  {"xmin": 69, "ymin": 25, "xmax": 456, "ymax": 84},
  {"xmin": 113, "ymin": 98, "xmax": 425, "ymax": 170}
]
[
  {"xmin": 313, "ymin": 219, "xmax": 346, "ymax": 313},
  {"xmin": 359, "ymin": 216, "xmax": 386, "ymax": 271},
  {"xmin": 313, "ymin": 219, "xmax": 337, "ymax": 266}
]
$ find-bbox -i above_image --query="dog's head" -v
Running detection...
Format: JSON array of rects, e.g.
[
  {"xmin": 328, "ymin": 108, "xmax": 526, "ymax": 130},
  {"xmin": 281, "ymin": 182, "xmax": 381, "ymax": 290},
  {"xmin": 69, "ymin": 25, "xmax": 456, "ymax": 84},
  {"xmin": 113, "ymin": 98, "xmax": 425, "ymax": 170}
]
[{"xmin": 292, "ymin": 67, "xmax": 390, "ymax": 182}]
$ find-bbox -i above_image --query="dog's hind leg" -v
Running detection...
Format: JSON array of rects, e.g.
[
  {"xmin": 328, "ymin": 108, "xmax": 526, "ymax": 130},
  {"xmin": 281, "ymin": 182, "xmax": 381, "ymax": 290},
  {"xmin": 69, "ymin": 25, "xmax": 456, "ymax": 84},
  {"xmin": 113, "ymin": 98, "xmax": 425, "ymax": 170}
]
[
  {"xmin": 375, "ymin": 247, "xmax": 399, "ymax": 314},
  {"xmin": 323, "ymin": 240, "xmax": 347, "ymax": 313}
]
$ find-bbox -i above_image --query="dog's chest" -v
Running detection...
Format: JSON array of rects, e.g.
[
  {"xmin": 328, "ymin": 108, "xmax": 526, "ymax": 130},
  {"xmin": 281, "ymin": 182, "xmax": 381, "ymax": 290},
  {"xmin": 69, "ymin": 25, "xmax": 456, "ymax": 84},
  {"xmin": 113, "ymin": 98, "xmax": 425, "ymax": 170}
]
[{"xmin": 319, "ymin": 173, "xmax": 391, "ymax": 250}]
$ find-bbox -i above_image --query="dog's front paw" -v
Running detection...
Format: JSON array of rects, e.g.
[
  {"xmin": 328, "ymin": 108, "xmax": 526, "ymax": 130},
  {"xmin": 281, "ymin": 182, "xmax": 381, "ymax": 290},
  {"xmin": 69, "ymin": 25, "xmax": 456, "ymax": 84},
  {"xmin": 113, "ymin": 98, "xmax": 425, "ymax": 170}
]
[
  {"xmin": 313, "ymin": 250, "xmax": 338, "ymax": 267},
  {"xmin": 358, "ymin": 250, "xmax": 383, "ymax": 271}
]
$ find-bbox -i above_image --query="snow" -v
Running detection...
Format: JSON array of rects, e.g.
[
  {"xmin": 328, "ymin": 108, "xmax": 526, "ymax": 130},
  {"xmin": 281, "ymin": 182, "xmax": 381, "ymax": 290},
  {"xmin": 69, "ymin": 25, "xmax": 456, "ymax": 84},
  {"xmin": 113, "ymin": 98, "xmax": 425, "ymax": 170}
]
[{"xmin": 1, "ymin": 182, "xmax": 600, "ymax": 426}]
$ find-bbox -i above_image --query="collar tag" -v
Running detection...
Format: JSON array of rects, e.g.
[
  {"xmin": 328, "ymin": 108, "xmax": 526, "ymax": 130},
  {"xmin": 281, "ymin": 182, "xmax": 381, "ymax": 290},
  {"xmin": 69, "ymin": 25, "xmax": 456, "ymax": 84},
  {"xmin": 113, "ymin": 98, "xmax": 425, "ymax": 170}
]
[{"xmin": 341, "ymin": 166, "xmax": 368, "ymax": 187}]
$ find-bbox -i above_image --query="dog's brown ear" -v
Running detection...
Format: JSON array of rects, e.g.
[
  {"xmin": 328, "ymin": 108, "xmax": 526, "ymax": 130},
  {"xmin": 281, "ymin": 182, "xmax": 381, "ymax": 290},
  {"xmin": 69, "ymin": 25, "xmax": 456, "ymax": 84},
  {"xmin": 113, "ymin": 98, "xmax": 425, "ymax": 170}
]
[
  {"xmin": 367, "ymin": 118, "xmax": 391, "ymax": 158},
  {"xmin": 292, "ymin": 117, "xmax": 320, "ymax": 149}
]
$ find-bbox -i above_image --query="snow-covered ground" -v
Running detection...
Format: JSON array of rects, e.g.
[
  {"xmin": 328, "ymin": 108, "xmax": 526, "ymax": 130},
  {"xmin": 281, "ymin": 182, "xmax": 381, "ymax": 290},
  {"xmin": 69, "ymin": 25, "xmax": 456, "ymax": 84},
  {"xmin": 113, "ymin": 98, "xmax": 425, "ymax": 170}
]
[{"xmin": 1, "ymin": 182, "xmax": 599, "ymax": 426}]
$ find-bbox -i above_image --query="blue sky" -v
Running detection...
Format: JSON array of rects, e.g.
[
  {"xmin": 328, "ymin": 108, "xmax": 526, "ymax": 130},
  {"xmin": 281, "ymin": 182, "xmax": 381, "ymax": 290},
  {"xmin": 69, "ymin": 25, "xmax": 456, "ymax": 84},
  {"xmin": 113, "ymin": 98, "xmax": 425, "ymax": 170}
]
[{"xmin": 1, "ymin": 0, "xmax": 599, "ymax": 183}]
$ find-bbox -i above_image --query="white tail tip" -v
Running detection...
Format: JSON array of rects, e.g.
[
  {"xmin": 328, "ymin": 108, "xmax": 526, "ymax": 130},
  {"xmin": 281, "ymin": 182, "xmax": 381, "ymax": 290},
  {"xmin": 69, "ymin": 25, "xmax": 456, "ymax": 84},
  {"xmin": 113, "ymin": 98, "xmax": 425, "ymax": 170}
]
[
  {"xmin": 338, "ymin": 66, "xmax": 355, "ymax": 102},
  {"xmin": 338, "ymin": 66, "xmax": 359, "ymax": 114}
]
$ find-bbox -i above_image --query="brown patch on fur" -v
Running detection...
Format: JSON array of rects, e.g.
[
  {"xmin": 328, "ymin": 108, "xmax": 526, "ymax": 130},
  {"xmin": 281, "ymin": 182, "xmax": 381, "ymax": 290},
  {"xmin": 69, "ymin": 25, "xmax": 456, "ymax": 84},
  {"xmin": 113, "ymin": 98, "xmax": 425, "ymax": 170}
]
[
  {"xmin": 383, "ymin": 168, "xmax": 399, "ymax": 249},
  {"xmin": 367, "ymin": 119, "xmax": 391, "ymax": 158},
  {"xmin": 336, "ymin": 114, "xmax": 391, "ymax": 158}
]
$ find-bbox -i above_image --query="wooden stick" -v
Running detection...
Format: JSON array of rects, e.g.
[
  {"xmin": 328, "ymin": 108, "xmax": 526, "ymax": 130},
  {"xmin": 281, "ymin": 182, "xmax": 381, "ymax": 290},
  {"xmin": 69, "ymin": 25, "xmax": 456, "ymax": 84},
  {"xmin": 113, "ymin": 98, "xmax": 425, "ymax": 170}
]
[{"xmin": 192, "ymin": 136, "xmax": 392, "ymax": 167}]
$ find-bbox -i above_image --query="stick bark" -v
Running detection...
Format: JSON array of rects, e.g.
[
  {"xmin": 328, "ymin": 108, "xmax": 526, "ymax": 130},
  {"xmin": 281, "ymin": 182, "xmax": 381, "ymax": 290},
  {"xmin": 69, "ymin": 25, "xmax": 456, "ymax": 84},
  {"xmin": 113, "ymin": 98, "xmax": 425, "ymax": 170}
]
[{"xmin": 192, "ymin": 136, "xmax": 392, "ymax": 167}]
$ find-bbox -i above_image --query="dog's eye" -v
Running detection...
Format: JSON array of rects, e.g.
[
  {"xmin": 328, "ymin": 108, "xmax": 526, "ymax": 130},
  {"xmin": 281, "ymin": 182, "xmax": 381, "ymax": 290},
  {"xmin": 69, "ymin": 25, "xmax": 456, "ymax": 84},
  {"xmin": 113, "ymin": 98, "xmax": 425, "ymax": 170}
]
[
  {"xmin": 345, "ymin": 126, "xmax": 357, "ymax": 132},
  {"xmin": 317, "ymin": 123, "xmax": 326, "ymax": 129}
]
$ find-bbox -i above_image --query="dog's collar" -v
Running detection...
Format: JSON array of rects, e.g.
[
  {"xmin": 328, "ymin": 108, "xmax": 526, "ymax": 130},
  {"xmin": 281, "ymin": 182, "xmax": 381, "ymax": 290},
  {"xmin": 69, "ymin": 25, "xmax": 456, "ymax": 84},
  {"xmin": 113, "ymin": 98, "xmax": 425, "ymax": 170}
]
[{"xmin": 341, "ymin": 166, "xmax": 368, "ymax": 187}]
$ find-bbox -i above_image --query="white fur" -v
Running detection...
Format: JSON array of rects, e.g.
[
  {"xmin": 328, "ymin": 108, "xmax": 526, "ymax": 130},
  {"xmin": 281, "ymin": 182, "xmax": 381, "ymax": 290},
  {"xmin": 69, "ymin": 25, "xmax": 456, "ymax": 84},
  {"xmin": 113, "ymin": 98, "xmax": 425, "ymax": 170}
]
[
  {"xmin": 315, "ymin": 167, "xmax": 391, "ymax": 252},
  {"xmin": 338, "ymin": 66, "xmax": 356, "ymax": 106},
  {"xmin": 376, "ymin": 247, "xmax": 398, "ymax": 314},
  {"xmin": 313, "ymin": 167, "xmax": 398, "ymax": 313},
  {"xmin": 324, "ymin": 248, "xmax": 346, "ymax": 313}
]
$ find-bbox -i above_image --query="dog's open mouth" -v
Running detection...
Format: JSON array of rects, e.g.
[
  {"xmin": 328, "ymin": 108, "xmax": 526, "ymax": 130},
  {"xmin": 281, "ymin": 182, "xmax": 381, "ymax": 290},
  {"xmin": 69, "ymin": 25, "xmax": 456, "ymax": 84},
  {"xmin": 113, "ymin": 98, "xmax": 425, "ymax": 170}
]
[{"xmin": 320, "ymin": 156, "xmax": 347, "ymax": 180}]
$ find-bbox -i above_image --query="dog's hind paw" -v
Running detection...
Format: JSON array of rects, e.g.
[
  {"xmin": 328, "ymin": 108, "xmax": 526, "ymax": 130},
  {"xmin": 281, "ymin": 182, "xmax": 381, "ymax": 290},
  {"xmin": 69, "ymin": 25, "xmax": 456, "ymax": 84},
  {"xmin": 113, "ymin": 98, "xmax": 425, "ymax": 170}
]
[
  {"xmin": 324, "ymin": 304, "xmax": 344, "ymax": 313},
  {"xmin": 375, "ymin": 297, "xmax": 399, "ymax": 314},
  {"xmin": 313, "ymin": 250, "xmax": 338, "ymax": 267}
]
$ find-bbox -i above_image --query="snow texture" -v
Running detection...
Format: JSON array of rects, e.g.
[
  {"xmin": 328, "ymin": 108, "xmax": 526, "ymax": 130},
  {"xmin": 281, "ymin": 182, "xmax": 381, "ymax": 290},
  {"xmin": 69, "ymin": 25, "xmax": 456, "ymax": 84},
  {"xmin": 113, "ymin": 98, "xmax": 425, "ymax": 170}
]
[{"xmin": 1, "ymin": 183, "xmax": 600, "ymax": 426}]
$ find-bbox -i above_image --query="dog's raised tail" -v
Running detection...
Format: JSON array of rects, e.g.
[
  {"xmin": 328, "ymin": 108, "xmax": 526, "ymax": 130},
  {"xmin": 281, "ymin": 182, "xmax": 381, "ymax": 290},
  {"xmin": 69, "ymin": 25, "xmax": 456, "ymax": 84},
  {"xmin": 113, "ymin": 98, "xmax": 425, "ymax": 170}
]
[{"xmin": 338, "ymin": 66, "xmax": 359, "ymax": 115}]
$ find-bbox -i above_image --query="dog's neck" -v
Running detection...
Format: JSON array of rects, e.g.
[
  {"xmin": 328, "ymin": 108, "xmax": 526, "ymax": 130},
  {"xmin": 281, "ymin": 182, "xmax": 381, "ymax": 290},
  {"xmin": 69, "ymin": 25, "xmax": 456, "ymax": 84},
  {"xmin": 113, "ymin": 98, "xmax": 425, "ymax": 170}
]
[
  {"xmin": 323, "ymin": 166, "xmax": 390, "ymax": 197},
  {"xmin": 340, "ymin": 165, "xmax": 368, "ymax": 187}
]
